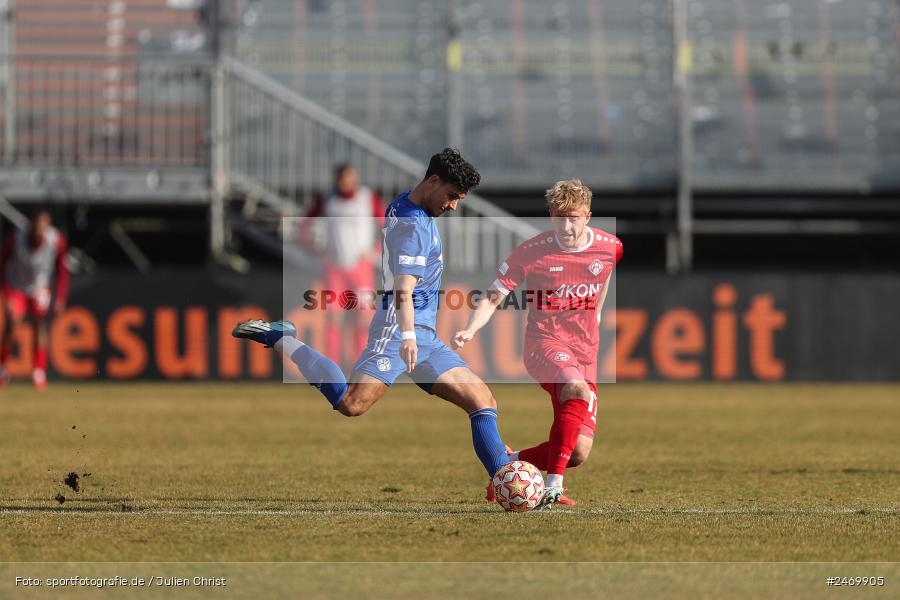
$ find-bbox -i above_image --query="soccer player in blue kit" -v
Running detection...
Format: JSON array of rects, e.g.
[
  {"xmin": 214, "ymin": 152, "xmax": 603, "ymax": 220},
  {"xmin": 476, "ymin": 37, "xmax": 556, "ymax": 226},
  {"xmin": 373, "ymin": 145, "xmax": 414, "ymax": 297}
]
[{"xmin": 233, "ymin": 148, "xmax": 511, "ymax": 487}]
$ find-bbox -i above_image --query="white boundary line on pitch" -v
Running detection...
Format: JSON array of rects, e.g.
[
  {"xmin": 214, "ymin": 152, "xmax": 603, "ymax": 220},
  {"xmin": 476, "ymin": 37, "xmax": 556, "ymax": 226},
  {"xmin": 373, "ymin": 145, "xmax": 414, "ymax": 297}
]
[{"xmin": 1, "ymin": 507, "xmax": 898, "ymax": 516}]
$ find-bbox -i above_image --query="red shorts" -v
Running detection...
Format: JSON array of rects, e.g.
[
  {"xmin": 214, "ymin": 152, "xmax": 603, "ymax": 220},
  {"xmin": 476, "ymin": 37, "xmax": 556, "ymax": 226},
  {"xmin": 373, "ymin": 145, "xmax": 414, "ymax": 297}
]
[
  {"xmin": 525, "ymin": 338, "xmax": 598, "ymax": 437},
  {"xmin": 323, "ymin": 260, "xmax": 376, "ymax": 310},
  {"xmin": 2, "ymin": 286, "xmax": 51, "ymax": 319}
]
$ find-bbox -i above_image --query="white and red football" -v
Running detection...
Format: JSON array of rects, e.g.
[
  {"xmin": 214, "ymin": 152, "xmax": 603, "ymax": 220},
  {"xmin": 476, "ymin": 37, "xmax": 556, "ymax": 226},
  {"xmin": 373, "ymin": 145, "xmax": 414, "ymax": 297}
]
[{"xmin": 491, "ymin": 461, "xmax": 544, "ymax": 512}]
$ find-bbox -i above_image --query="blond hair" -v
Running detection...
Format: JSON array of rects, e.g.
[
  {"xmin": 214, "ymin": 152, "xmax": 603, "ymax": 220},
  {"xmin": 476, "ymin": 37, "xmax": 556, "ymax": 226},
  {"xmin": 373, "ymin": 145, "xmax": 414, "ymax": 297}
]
[{"xmin": 545, "ymin": 179, "xmax": 592, "ymax": 213}]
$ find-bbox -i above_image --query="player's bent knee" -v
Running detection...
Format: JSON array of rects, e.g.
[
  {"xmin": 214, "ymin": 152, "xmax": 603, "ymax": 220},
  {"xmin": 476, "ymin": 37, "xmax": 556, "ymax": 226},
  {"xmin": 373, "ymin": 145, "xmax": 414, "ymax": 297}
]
[
  {"xmin": 569, "ymin": 448, "xmax": 589, "ymax": 467},
  {"xmin": 336, "ymin": 394, "xmax": 369, "ymax": 417},
  {"xmin": 559, "ymin": 381, "xmax": 591, "ymax": 403},
  {"xmin": 337, "ymin": 402, "xmax": 365, "ymax": 417}
]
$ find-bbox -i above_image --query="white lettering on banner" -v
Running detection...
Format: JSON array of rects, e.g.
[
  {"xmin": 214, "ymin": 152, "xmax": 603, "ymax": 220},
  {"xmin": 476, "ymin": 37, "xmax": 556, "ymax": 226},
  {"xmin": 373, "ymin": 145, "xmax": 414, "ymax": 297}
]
[{"xmin": 552, "ymin": 283, "xmax": 603, "ymax": 299}]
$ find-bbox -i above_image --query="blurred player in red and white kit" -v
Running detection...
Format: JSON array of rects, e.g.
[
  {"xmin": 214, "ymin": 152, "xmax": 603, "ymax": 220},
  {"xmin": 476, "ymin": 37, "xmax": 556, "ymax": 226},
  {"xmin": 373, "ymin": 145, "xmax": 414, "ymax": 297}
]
[
  {"xmin": 299, "ymin": 163, "xmax": 384, "ymax": 364},
  {"xmin": 454, "ymin": 179, "xmax": 622, "ymax": 509},
  {"xmin": 0, "ymin": 208, "xmax": 70, "ymax": 390}
]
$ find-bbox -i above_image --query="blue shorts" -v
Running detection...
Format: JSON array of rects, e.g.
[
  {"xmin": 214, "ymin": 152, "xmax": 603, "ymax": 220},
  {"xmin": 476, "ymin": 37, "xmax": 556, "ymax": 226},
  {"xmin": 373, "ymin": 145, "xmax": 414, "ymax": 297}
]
[{"xmin": 352, "ymin": 324, "xmax": 468, "ymax": 391}]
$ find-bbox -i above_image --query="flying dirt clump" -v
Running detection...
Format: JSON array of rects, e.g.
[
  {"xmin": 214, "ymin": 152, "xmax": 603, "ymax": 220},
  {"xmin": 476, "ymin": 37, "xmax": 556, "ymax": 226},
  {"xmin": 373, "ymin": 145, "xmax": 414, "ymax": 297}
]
[{"xmin": 64, "ymin": 472, "xmax": 80, "ymax": 493}]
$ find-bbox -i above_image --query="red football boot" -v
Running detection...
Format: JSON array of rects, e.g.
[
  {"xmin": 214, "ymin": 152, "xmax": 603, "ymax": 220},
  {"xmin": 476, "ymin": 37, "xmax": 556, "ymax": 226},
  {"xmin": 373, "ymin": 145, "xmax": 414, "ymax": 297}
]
[{"xmin": 557, "ymin": 486, "xmax": 576, "ymax": 506}]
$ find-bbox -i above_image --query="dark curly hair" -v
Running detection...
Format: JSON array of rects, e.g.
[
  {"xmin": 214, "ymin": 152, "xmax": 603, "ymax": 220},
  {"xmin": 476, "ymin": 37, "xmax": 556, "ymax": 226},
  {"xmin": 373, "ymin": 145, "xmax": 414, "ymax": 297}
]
[{"xmin": 424, "ymin": 148, "xmax": 481, "ymax": 193}]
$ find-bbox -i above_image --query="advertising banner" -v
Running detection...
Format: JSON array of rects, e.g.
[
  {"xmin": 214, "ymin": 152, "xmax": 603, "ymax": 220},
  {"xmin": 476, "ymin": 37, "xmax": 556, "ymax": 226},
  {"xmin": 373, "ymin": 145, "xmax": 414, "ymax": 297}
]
[{"xmin": 2, "ymin": 270, "xmax": 898, "ymax": 382}]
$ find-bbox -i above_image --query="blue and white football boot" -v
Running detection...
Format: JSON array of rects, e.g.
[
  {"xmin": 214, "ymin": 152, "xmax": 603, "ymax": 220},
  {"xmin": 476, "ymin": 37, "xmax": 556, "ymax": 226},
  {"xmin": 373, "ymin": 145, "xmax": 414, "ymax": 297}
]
[{"xmin": 231, "ymin": 319, "xmax": 297, "ymax": 348}]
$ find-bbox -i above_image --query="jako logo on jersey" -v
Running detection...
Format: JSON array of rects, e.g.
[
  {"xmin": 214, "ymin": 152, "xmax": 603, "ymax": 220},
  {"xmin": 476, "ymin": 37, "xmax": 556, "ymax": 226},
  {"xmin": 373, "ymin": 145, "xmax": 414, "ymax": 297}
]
[
  {"xmin": 552, "ymin": 282, "xmax": 602, "ymax": 299},
  {"xmin": 376, "ymin": 358, "xmax": 392, "ymax": 372},
  {"xmin": 549, "ymin": 266, "xmax": 564, "ymax": 272},
  {"xmin": 554, "ymin": 352, "xmax": 571, "ymax": 362},
  {"xmin": 589, "ymin": 259, "xmax": 604, "ymax": 276}
]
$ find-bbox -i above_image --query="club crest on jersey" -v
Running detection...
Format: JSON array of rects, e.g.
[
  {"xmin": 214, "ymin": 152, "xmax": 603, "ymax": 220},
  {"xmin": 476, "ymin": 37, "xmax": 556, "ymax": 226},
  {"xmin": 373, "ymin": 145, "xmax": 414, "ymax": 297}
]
[
  {"xmin": 589, "ymin": 259, "xmax": 604, "ymax": 276},
  {"xmin": 549, "ymin": 266, "xmax": 564, "ymax": 272},
  {"xmin": 376, "ymin": 357, "xmax": 392, "ymax": 372},
  {"xmin": 554, "ymin": 352, "xmax": 571, "ymax": 362}
]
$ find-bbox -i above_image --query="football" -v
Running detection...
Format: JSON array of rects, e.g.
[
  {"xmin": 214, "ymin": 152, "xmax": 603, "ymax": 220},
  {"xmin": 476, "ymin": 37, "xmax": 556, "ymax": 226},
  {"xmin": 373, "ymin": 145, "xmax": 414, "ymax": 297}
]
[{"xmin": 491, "ymin": 461, "xmax": 545, "ymax": 512}]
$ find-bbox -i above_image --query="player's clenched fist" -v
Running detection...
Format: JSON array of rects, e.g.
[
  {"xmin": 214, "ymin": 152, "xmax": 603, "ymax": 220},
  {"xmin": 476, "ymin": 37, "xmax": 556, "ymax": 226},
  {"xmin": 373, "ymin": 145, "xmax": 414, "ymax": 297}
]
[
  {"xmin": 400, "ymin": 339, "xmax": 418, "ymax": 372},
  {"xmin": 452, "ymin": 330, "xmax": 474, "ymax": 350}
]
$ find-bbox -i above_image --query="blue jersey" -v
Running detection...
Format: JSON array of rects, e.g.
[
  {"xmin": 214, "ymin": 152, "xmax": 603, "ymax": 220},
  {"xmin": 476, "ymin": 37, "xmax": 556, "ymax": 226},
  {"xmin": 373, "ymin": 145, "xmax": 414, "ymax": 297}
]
[{"xmin": 374, "ymin": 190, "xmax": 443, "ymax": 331}]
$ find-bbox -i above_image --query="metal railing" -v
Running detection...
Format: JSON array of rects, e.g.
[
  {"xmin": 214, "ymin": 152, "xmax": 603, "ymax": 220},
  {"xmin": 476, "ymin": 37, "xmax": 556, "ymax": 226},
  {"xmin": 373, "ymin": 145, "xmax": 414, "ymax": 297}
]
[{"xmin": 218, "ymin": 56, "xmax": 539, "ymax": 272}]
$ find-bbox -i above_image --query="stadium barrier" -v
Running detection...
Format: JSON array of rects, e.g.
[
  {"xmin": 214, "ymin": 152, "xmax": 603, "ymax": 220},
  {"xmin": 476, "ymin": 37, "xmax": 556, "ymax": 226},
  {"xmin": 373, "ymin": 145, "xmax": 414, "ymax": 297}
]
[{"xmin": 1, "ymin": 269, "xmax": 897, "ymax": 382}]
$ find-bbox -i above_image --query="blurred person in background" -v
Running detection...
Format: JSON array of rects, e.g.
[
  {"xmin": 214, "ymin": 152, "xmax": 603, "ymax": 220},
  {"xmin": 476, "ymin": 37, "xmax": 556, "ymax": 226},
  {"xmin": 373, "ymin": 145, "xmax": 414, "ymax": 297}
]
[
  {"xmin": 299, "ymin": 163, "xmax": 384, "ymax": 365},
  {"xmin": 0, "ymin": 208, "xmax": 70, "ymax": 390}
]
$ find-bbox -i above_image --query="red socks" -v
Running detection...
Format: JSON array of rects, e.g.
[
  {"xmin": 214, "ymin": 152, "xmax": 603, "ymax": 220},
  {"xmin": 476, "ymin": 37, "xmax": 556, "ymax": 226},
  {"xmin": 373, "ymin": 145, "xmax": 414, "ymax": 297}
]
[
  {"xmin": 34, "ymin": 346, "xmax": 48, "ymax": 371},
  {"xmin": 546, "ymin": 398, "xmax": 589, "ymax": 474},
  {"xmin": 517, "ymin": 442, "xmax": 551, "ymax": 471},
  {"xmin": 517, "ymin": 398, "xmax": 591, "ymax": 475}
]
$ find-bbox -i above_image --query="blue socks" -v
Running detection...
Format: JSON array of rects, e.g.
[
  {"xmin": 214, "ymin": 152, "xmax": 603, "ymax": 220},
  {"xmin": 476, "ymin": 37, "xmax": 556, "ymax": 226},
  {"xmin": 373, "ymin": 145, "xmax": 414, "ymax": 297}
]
[
  {"xmin": 468, "ymin": 408, "xmax": 510, "ymax": 477},
  {"xmin": 286, "ymin": 343, "xmax": 348, "ymax": 410}
]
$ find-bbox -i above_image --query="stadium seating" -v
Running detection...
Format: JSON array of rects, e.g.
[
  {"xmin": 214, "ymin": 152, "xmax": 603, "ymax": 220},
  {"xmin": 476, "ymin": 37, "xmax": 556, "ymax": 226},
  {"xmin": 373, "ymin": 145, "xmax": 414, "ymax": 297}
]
[
  {"xmin": 688, "ymin": 0, "xmax": 900, "ymax": 191},
  {"xmin": 234, "ymin": 0, "xmax": 900, "ymax": 193},
  {"xmin": 5, "ymin": 0, "xmax": 208, "ymax": 167}
]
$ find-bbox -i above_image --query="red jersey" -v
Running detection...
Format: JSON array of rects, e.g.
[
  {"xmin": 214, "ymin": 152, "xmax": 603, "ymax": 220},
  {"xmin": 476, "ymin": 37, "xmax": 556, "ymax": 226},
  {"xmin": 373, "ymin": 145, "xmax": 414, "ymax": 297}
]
[
  {"xmin": 298, "ymin": 186, "xmax": 384, "ymax": 268},
  {"xmin": 494, "ymin": 227, "xmax": 622, "ymax": 367},
  {"xmin": 0, "ymin": 226, "xmax": 69, "ymax": 302}
]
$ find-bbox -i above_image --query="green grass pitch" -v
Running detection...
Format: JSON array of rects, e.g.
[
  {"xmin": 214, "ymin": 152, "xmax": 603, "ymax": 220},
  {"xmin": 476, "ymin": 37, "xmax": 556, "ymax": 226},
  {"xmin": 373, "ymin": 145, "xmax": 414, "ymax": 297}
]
[{"xmin": 1, "ymin": 382, "xmax": 898, "ymax": 595}]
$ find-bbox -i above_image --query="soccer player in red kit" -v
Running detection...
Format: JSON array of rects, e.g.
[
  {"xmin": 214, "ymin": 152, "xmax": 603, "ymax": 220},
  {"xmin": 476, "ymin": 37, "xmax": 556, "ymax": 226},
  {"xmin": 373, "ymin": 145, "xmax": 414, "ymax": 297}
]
[
  {"xmin": 454, "ymin": 179, "xmax": 622, "ymax": 508},
  {"xmin": 0, "ymin": 209, "xmax": 70, "ymax": 390}
]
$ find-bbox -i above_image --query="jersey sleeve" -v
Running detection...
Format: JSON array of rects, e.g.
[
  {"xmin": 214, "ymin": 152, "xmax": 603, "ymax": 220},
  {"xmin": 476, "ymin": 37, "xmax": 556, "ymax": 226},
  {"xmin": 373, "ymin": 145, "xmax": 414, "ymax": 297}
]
[
  {"xmin": 615, "ymin": 238, "xmax": 624, "ymax": 264},
  {"xmin": 493, "ymin": 243, "xmax": 529, "ymax": 295},
  {"xmin": 385, "ymin": 216, "xmax": 430, "ymax": 278}
]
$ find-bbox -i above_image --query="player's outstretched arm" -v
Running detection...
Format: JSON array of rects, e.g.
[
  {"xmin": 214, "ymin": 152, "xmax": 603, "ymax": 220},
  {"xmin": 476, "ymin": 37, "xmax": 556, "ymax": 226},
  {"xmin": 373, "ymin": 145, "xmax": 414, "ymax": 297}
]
[
  {"xmin": 394, "ymin": 274, "xmax": 419, "ymax": 372},
  {"xmin": 452, "ymin": 287, "xmax": 505, "ymax": 350}
]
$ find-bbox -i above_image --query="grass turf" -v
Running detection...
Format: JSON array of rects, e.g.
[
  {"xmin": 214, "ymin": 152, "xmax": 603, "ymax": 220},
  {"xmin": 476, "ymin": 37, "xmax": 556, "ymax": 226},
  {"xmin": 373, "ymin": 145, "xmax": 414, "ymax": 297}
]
[{"xmin": 0, "ymin": 382, "xmax": 898, "ymax": 564}]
